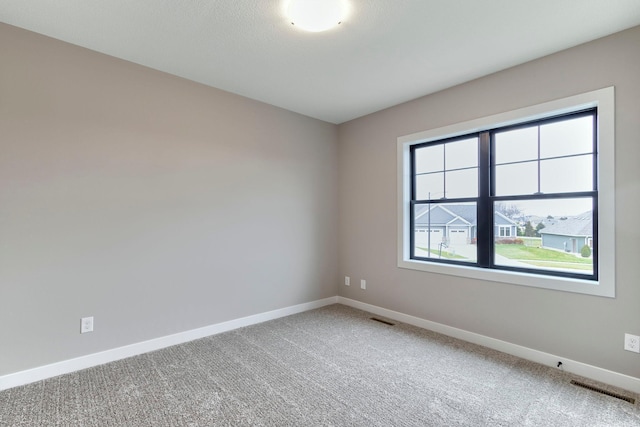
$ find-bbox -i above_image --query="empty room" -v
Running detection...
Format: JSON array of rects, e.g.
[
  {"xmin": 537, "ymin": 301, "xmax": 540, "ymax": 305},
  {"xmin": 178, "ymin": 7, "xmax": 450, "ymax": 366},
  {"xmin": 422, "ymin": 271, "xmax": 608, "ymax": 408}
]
[{"xmin": 1, "ymin": 1, "xmax": 640, "ymax": 425}]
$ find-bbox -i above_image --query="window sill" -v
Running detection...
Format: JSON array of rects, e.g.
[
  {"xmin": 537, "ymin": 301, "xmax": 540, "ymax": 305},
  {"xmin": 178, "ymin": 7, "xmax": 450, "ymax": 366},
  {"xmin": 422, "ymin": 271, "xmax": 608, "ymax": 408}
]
[{"xmin": 397, "ymin": 257, "xmax": 614, "ymax": 297}]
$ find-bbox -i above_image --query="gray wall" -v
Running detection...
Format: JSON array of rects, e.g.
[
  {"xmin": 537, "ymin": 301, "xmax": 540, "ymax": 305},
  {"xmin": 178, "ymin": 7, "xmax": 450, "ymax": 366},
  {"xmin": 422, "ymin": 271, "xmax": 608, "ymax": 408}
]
[
  {"xmin": 0, "ymin": 23, "xmax": 338, "ymax": 376},
  {"xmin": 338, "ymin": 26, "xmax": 640, "ymax": 378}
]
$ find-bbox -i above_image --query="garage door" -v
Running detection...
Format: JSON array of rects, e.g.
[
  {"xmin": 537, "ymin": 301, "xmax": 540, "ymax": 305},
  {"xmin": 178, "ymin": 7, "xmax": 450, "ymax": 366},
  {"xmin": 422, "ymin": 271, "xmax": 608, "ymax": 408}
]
[{"xmin": 449, "ymin": 229, "xmax": 468, "ymax": 245}]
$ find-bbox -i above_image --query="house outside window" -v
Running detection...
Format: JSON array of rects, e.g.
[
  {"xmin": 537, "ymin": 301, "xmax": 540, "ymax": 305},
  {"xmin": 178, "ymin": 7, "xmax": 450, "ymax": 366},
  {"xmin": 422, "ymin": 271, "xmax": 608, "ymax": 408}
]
[{"xmin": 397, "ymin": 88, "xmax": 615, "ymax": 297}]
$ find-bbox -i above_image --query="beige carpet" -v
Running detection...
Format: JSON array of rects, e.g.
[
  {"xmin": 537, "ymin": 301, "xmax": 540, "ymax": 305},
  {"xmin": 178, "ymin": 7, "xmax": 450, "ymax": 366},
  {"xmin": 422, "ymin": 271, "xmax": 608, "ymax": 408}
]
[{"xmin": 1, "ymin": 304, "xmax": 639, "ymax": 426}]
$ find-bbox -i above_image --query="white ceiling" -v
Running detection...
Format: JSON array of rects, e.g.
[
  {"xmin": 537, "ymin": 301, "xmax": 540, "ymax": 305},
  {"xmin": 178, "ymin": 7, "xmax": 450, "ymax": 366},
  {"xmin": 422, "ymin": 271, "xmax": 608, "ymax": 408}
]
[{"xmin": 2, "ymin": 1, "xmax": 640, "ymax": 124}]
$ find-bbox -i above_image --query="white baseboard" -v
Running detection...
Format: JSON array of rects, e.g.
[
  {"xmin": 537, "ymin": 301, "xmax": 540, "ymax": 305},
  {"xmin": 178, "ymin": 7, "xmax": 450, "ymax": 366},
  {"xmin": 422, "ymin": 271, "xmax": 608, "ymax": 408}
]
[
  {"xmin": 3, "ymin": 295, "xmax": 638, "ymax": 395},
  {"xmin": 0, "ymin": 296, "xmax": 338, "ymax": 391},
  {"xmin": 337, "ymin": 297, "xmax": 640, "ymax": 394}
]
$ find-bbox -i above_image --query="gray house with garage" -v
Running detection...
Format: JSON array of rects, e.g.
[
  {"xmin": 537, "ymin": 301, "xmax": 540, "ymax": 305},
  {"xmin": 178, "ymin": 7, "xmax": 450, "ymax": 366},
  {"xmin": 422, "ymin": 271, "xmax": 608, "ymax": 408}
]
[
  {"xmin": 413, "ymin": 204, "xmax": 518, "ymax": 248},
  {"xmin": 539, "ymin": 212, "xmax": 593, "ymax": 254}
]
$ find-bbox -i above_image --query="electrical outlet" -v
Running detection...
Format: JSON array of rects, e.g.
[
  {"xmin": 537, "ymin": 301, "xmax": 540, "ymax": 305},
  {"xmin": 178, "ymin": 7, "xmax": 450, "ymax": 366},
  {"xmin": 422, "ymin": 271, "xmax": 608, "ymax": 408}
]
[
  {"xmin": 360, "ymin": 279, "xmax": 366, "ymax": 290},
  {"xmin": 624, "ymin": 333, "xmax": 640, "ymax": 353},
  {"xmin": 345, "ymin": 276, "xmax": 350, "ymax": 286},
  {"xmin": 81, "ymin": 316, "xmax": 94, "ymax": 334}
]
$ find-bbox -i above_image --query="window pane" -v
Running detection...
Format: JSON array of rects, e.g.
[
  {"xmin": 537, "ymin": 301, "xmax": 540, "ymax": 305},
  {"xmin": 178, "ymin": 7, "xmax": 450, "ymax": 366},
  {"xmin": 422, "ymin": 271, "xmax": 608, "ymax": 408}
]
[
  {"xmin": 416, "ymin": 173, "xmax": 444, "ymax": 200},
  {"xmin": 493, "ymin": 198, "xmax": 593, "ymax": 276},
  {"xmin": 540, "ymin": 115, "xmax": 593, "ymax": 159},
  {"xmin": 445, "ymin": 168, "xmax": 478, "ymax": 199},
  {"xmin": 415, "ymin": 144, "xmax": 443, "ymax": 174},
  {"xmin": 540, "ymin": 155, "xmax": 593, "ymax": 194},
  {"xmin": 445, "ymin": 137, "xmax": 478, "ymax": 170},
  {"xmin": 494, "ymin": 161, "xmax": 538, "ymax": 196},
  {"xmin": 494, "ymin": 126, "xmax": 538, "ymax": 164},
  {"xmin": 413, "ymin": 202, "xmax": 477, "ymax": 263}
]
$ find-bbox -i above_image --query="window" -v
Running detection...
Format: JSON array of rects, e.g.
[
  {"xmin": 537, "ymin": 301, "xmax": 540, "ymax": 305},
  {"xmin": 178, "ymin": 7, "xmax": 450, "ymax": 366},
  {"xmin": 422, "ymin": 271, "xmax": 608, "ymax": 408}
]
[
  {"xmin": 411, "ymin": 110, "xmax": 596, "ymax": 280},
  {"xmin": 498, "ymin": 226, "xmax": 511, "ymax": 238},
  {"xmin": 397, "ymin": 88, "xmax": 615, "ymax": 297}
]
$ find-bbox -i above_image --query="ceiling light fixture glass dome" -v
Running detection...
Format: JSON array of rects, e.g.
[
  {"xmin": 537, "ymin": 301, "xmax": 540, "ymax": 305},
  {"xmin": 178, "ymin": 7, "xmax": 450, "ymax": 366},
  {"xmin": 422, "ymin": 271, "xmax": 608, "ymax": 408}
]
[{"xmin": 287, "ymin": 0, "xmax": 347, "ymax": 32}]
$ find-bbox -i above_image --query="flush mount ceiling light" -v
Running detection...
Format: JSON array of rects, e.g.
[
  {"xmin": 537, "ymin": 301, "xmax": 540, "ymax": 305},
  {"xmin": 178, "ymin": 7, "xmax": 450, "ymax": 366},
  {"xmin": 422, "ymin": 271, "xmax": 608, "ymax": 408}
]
[{"xmin": 287, "ymin": 0, "xmax": 348, "ymax": 32}]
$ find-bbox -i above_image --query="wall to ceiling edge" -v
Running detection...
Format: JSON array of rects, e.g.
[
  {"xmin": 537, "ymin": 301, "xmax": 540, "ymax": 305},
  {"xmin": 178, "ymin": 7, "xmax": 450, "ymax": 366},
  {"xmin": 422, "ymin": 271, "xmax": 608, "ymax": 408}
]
[
  {"xmin": 0, "ymin": 23, "xmax": 339, "ymax": 377},
  {"xmin": 337, "ymin": 25, "xmax": 640, "ymax": 379}
]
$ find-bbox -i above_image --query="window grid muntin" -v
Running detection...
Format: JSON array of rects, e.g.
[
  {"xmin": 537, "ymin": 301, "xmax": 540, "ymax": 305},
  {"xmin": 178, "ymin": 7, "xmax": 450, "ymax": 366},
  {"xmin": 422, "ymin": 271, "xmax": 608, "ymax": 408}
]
[
  {"xmin": 412, "ymin": 134, "xmax": 479, "ymax": 201},
  {"xmin": 493, "ymin": 110, "xmax": 595, "ymax": 197}
]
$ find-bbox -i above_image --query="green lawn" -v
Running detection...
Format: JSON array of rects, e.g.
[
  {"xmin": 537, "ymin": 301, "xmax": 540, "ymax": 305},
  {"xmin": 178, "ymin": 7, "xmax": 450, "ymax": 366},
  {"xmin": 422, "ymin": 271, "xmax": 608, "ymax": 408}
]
[
  {"xmin": 416, "ymin": 247, "xmax": 467, "ymax": 260},
  {"xmin": 415, "ymin": 244, "xmax": 593, "ymax": 271},
  {"xmin": 495, "ymin": 244, "xmax": 592, "ymax": 264}
]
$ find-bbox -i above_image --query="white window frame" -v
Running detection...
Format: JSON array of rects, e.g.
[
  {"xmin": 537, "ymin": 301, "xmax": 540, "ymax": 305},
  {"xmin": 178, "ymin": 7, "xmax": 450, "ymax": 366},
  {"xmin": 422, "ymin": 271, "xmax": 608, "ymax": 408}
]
[
  {"xmin": 498, "ymin": 226, "xmax": 511, "ymax": 238},
  {"xmin": 397, "ymin": 87, "xmax": 615, "ymax": 297}
]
